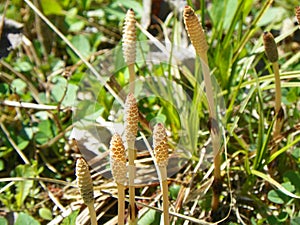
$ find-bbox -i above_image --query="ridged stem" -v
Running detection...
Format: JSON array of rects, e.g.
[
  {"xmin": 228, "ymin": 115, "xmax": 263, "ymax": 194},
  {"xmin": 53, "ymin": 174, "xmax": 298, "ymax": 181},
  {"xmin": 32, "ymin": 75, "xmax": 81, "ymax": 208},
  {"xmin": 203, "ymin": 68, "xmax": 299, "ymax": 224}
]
[
  {"xmin": 153, "ymin": 123, "xmax": 169, "ymax": 224},
  {"xmin": 109, "ymin": 133, "xmax": 127, "ymax": 224},
  {"xmin": 273, "ymin": 62, "xmax": 281, "ymax": 115},
  {"xmin": 87, "ymin": 202, "xmax": 97, "ymax": 225},
  {"xmin": 159, "ymin": 166, "xmax": 169, "ymax": 225},
  {"xmin": 183, "ymin": 5, "xmax": 221, "ymax": 215},
  {"xmin": 128, "ymin": 148, "xmax": 137, "ymax": 225},
  {"xmin": 117, "ymin": 184, "xmax": 125, "ymax": 225},
  {"xmin": 124, "ymin": 94, "xmax": 139, "ymax": 225},
  {"xmin": 271, "ymin": 62, "xmax": 283, "ymax": 156},
  {"xmin": 263, "ymin": 32, "xmax": 283, "ymax": 157},
  {"xmin": 128, "ymin": 64, "xmax": 135, "ymax": 94}
]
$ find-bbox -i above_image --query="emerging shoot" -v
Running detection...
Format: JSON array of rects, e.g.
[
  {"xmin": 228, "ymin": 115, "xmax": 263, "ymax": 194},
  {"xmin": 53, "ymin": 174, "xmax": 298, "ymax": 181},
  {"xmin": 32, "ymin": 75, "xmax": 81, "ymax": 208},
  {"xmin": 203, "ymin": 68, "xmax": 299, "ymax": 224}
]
[
  {"xmin": 109, "ymin": 133, "xmax": 127, "ymax": 225},
  {"xmin": 153, "ymin": 123, "xmax": 170, "ymax": 225},
  {"xmin": 76, "ymin": 157, "xmax": 97, "ymax": 225}
]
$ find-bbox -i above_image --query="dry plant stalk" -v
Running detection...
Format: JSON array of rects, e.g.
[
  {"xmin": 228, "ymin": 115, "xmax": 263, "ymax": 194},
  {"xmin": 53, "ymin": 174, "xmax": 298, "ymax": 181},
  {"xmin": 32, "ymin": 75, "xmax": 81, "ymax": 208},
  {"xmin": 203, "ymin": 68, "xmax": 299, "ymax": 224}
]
[
  {"xmin": 122, "ymin": 8, "xmax": 137, "ymax": 94},
  {"xmin": 124, "ymin": 93, "xmax": 139, "ymax": 225},
  {"xmin": 296, "ymin": 6, "xmax": 300, "ymax": 25},
  {"xmin": 263, "ymin": 31, "xmax": 284, "ymax": 156},
  {"xmin": 76, "ymin": 157, "xmax": 97, "ymax": 225},
  {"xmin": 109, "ymin": 133, "xmax": 127, "ymax": 225},
  {"xmin": 153, "ymin": 123, "xmax": 169, "ymax": 225},
  {"xmin": 183, "ymin": 5, "xmax": 222, "ymax": 215}
]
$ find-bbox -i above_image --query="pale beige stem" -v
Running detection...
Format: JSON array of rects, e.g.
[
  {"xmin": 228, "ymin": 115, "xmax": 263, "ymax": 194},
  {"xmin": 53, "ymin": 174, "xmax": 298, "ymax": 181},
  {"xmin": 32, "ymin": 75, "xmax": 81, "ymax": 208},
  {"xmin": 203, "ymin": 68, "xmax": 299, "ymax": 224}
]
[
  {"xmin": 159, "ymin": 166, "xmax": 170, "ymax": 225},
  {"xmin": 117, "ymin": 184, "xmax": 125, "ymax": 225},
  {"xmin": 128, "ymin": 64, "xmax": 135, "ymax": 94},
  {"xmin": 273, "ymin": 62, "xmax": 281, "ymax": 114},
  {"xmin": 128, "ymin": 147, "xmax": 137, "ymax": 225},
  {"xmin": 271, "ymin": 62, "xmax": 283, "ymax": 155},
  {"xmin": 87, "ymin": 202, "xmax": 97, "ymax": 225}
]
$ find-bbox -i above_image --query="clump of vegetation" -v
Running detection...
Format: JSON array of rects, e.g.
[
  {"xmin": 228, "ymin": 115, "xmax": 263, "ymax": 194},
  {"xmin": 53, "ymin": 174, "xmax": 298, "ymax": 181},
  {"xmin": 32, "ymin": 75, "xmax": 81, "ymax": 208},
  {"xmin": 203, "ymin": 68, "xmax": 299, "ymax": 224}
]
[{"xmin": 1, "ymin": 1, "xmax": 300, "ymax": 225}]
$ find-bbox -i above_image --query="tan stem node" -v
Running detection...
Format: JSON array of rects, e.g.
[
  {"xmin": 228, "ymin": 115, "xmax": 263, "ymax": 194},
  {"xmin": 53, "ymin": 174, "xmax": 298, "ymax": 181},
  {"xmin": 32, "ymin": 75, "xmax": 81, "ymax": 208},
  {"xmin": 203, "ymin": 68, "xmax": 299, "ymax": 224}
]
[
  {"xmin": 122, "ymin": 8, "xmax": 136, "ymax": 65},
  {"xmin": 75, "ymin": 157, "xmax": 94, "ymax": 205},
  {"xmin": 153, "ymin": 123, "xmax": 169, "ymax": 167},
  {"xmin": 183, "ymin": 5, "xmax": 208, "ymax": 57},
  {"xmin": 109, "ymin": 133, "xmax": 127, "ymax": 185},
  {"xmin": 124, "ymin": 93, "xmax": 139, "ymax": 146},
  {"xmin": 263, "ymin": 31, "xmax": 278, "ymax": 63}
]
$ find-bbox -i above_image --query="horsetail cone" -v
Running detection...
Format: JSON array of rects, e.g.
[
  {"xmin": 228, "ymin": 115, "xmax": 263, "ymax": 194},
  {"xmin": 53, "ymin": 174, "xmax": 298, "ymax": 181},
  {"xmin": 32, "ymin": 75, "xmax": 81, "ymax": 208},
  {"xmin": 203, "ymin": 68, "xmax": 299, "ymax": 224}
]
[
  {"xmin": 109, "ymin": 133, "xmax": 127, "ymax": 185},
  {"xmin": 76, "ymin": 158, "xmax": 94, "ymax": 205},
  {"xmin": 183, "ymin": 5, "xmax": 208, "ymax": 56},
  {"xmin": 153, "ymin": 123, "xmax": 169, "ymax": 167},
  {"xmin": 122, "ymin": 8, "xmax": 136, "ymax": 65},
  {"xmin": 263, "ymin": 32, "xmax": 278, "ymax": 63},
  {"xmin": 296, "ymin": 6, "xmax": 300, "ymax": 25},
  {"xmin": 124, "ymin": 93, "xmax": 139, "ymax": 145}
]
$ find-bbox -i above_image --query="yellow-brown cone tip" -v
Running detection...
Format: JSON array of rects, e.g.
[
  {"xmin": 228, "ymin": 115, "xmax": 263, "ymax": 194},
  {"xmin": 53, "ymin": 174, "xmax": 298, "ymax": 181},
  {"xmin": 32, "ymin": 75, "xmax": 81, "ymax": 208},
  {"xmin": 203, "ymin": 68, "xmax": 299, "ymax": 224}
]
[
  {"xmin": 153, "ymin": 123, "xmax": 169, "ymax": 167},
  {"xmin": 263, "ymin": 31, "xmax": 278, "ymax": 63}
]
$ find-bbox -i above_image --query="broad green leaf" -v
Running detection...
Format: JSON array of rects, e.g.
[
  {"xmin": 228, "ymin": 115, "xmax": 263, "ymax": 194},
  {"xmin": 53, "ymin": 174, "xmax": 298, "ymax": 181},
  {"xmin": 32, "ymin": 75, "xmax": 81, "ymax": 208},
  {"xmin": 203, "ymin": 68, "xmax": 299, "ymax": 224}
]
[
  {"xmin": 169, "ymin": 184, "xmax": 180, "ymax": 200},
  {"xmin": 39, "ymin": 207, "xmax": 53, "ymax": 221},
  {"xmin": 61, "ymin": 210, "xmax": 79, "ymax": 225},
  {"xmin": 252, "ymin": 170, "xmax": 300, "ymax": 199},
  {"xmin": 35, "ymin": 120, "xmax": 55, "ymax": 144},
  {"xmin": 138, "ymin": 209, "xmax": 160, "ymax": 225},
  {"xmin": 291, "ymin": 148, "xmax": 300, "ymax": 160},
  {"xmin": 40, "ymin": 0, "xmax": 63, "ymax": 15},
  {"xmin": 0, "ymin": 83, "xmax": 9, "ymax": 96},
  {"xmin": 291, "ymin": 217, "xmax": 300, "ymax": 225},
  {"xmin": 14, "ymin": 61, "xmax": 32, "ymax": 72},
  {"xmin": 15, "ymin": 212, "xmax": 40, "ymax": 225},
  {"xmin": 268, "ymin": 190, "xmax": 284, "ymax": 204},
  {"xmin": 15, "ymin": 165, "xmax": 35, "ymax": 208},
  {"xmin": 284, "ymin": 171, "xmax": 300, "ymax": 194},
  {"xmin": 74, "ymin": 100, "xmax": 104, "ymax": 122},
  {"xmin": 11, "ymin": 79, "xmax": 27, "ymax": 95},
  {"xmin": 65, "ymin": 9, "xmax": 85, "ymax": 32},
  {"xmin": 0, "ymin": 216, "xmax": 8, "ymax": 225},
  {"xmin": 61, "ymin": 83, "xmax": 79, "ymax": 107},
  {"xmin": 257, "ymin": 7, "xmax": 286, "ymax": 27},
  {"xmin": 51, "ymin": 76, "xmax": 68, "ymax": 102},
  {"xmin": 70, "ymin": 35, "xmax": 91, "ymax": 58}
]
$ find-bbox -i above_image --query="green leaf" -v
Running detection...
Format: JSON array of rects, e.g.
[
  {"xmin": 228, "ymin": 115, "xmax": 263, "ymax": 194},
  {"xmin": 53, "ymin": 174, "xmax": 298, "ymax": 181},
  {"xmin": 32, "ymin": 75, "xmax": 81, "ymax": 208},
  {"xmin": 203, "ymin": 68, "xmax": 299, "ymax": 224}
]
[
  {"xmin": 0, "ymin": 160, "xmax": 4, "ymax": 171},
  {"xmin": 39, "ymin": 207, "xmax": 53, "ymax": 221},
  {"xmin": 284, "ymin": 171, "xmax": 300, "ymax": 194},
  {"xmin": 0, "ymin": 83, "xmax": 9, "ymax": 96},
  {"xmin": 15, "ymin": 212, "xmax": 40, "ymax": 225},
  {"xmin": 0, "ymin": 217, "xmax": 8, "ymax": 225},
  {"xmin": 61, "ymin": 83, "xmax": 79, "ymax": 107},
  {"xmin": 65, "ymin": 9, "xmax": 85, "ymax": 32},
  {"xmin": 11, "ymin": 79, "xmax": 27, "ymax": 95},
  {"xmin": 268, "ymin": 190, "xmax": 284, "ymax": 204},
  {"xmin": 35, "ymin": 120, "xmax": 55, "ymax": 144},
  {"xmin": 252, "ymin": 170, "xmax": 300, "ymax": 199},
  {"xmin": 14, "ymin": 61, "xmax": 32, "ymax": 72},
  {"xmin": 291, "ymin": 217, "xmax": 300, "ymax": 225},
  {"xmin": 257, "ymin": 7, "xmax": 286, "ymax": 27},
  {"xmin": 70, "ymin": 35, "xmax": 91, "ymax": 58},
  {"xmin": 61, "ymin": 210, "xmax": 79, "ymax": 225},
  {"xmin": 40, "ymin": 0, "xmax": 63, "ymax": 15},
  {"xmin": 15, "ymin": 165, "xmax": 35, "ymax": 208},
  {"xmin": 291, "ymin": 148, "xmax": 300, "ymax": 160},
  {"xmin": 138, "ymin": 209, "xmax": 160, "ymax": 225},
  {"xmin": 51, "ymin": 76, "xmax": 68, "ymax": 102},
  {"xmin": 169, "ymin": 184, "xmax": 180, "ymax": 200}
]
